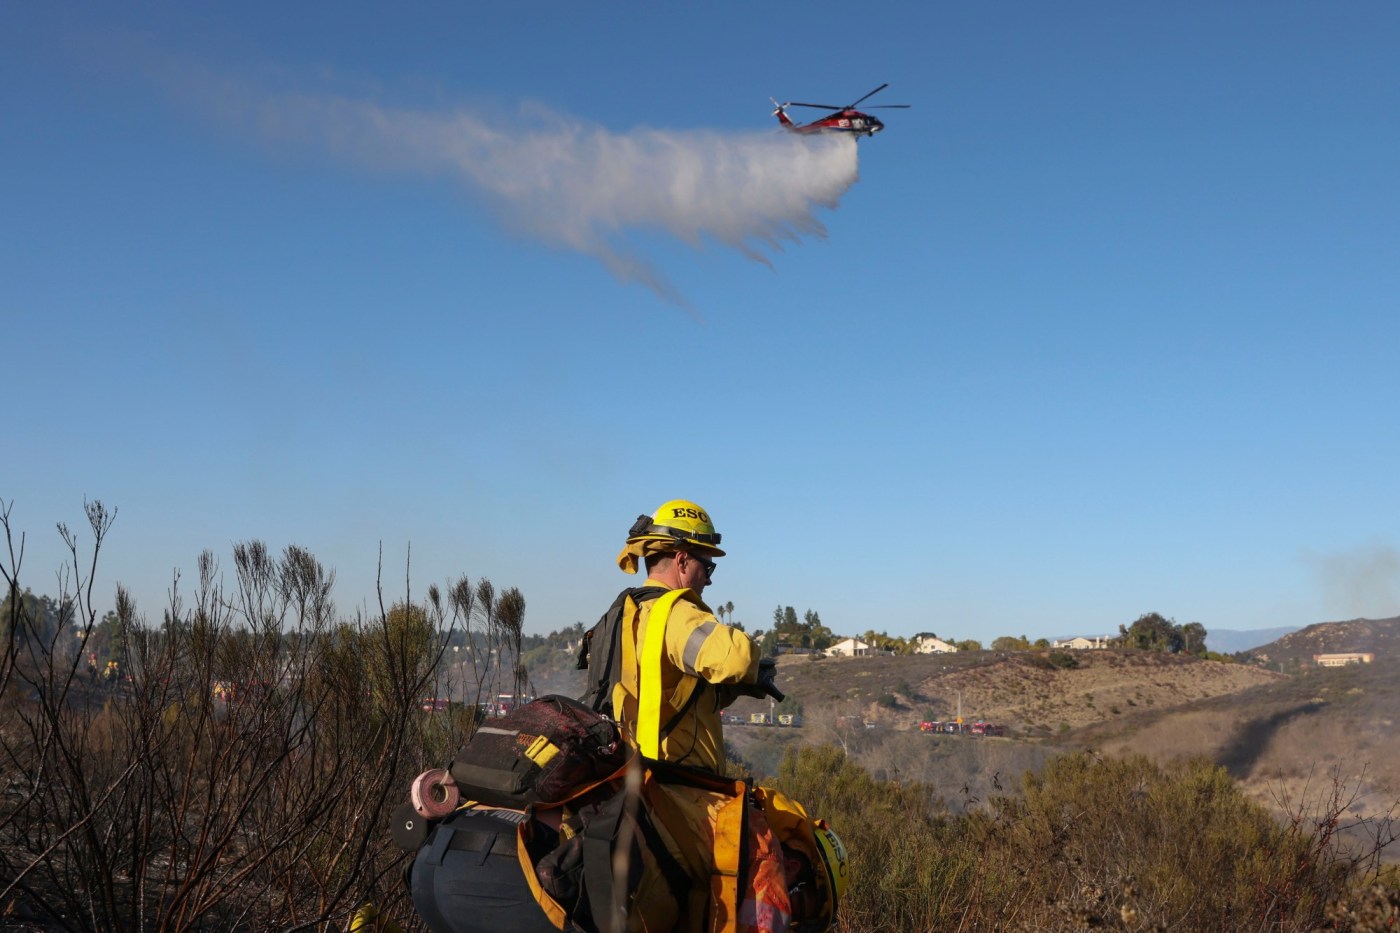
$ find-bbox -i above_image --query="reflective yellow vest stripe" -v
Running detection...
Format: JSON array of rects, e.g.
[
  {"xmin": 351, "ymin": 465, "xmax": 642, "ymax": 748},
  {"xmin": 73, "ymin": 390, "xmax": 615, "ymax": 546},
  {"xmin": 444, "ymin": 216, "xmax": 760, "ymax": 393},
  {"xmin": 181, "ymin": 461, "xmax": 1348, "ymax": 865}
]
[{"xmin": 637, "ymin": 588, "xmax": 691, "ymax": 760}]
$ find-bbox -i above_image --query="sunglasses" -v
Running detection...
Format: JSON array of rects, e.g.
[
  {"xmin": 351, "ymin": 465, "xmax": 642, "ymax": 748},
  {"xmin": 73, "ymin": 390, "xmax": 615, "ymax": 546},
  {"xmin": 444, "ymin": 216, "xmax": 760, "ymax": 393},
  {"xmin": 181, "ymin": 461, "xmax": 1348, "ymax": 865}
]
[{"xmin": 689, "ymin": 554, "xmax": 717, "ymax": 579}]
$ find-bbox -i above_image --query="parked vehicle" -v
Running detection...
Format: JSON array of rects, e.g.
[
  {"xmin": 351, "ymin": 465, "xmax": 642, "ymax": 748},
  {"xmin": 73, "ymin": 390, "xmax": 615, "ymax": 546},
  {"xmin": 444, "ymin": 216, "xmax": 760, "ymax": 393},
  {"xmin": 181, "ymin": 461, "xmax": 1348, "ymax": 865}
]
[{"xmin": 920, "ymin": 719, "xmax": 1005, "ymax": 736}]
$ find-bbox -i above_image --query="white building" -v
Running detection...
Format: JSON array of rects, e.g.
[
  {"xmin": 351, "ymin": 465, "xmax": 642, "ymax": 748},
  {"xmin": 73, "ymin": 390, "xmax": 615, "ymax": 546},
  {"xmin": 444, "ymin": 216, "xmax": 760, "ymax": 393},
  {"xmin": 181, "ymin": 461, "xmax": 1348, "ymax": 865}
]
[
  {"xmin": 1052, "ymin": 635, "xmax": 1111, "ymax": 650},
  {"xmin": 912, "ymin": 635, "xmax": 957, "ymax": 654},
  {"xmin": 826, "ymin": 637, "xmax": 875, "ymax": 657},
  {"xmin": 1313, "ymin": 652, "xmax": 1374, "ymax": 667}
]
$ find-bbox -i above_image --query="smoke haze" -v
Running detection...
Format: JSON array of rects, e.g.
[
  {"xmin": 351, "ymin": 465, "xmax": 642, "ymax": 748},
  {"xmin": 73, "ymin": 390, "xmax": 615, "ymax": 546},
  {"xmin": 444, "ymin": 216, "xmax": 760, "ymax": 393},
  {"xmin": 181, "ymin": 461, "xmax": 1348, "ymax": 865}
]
[
  {"xmin": 185, "ymin": 72, "xmax": 861, "ymax": 306},
  {"xmin": 1305, "ymin": 542, "xmax": 1400, "ymax": 620}
]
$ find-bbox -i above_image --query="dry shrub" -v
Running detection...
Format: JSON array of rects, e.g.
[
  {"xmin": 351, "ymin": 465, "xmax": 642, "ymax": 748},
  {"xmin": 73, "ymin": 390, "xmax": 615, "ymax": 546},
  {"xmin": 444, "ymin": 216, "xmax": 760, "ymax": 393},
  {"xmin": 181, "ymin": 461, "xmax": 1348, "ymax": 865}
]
[
  {"xmin": 774, "ymin": 743, "xmax": 1396, "ymax": 932},
  {"xmin": 0, "ymin": 503, "xmax": 514, "ymax": 931},
  {"xmin": 773, "ymin": 744, "xmax": 962, "ymax": 931}
]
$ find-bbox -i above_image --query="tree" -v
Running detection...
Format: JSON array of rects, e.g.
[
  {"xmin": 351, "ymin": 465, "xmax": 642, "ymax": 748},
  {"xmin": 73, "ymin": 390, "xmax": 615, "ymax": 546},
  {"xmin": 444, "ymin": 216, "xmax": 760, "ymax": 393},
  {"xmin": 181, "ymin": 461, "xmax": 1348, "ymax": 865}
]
[
  {"xmin": 1181, "ymin": 621, "xmax": 1208, "ymax": 656},
  {"xmin": 1120, "ymin": 613, "xmax": 1186, "ymax": 654},
  {"xmin": 771, "ymin": 604, "xmax": 827, "ymax": 645},
  {"xmin": 956, "ymin": 639, "xmax": 983, "ymax": 651},
  {"xmin": 797, "ymin": 609, "xmax": 830, "ymax": 649}
]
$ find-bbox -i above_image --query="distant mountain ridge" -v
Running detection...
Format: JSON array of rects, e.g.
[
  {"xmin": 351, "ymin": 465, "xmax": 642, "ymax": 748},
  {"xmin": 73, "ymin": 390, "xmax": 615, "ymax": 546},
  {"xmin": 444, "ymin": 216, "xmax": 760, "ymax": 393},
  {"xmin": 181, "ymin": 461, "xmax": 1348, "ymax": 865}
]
[
  {"xmin": 1205, "ymin": 626, "xmax": 1300, "ymax": 654},
  {"xmin": 1242, "ymin": 615, "xmax": 1400, "ymax": 665}
]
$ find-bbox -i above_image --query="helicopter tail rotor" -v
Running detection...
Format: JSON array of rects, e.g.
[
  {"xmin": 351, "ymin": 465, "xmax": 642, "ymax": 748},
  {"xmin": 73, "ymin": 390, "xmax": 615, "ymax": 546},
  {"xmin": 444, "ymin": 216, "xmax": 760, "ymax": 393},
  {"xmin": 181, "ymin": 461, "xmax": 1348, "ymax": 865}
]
[{"xmin": 770, "ymin": 98, "xmax": 797, "ymax": 130}]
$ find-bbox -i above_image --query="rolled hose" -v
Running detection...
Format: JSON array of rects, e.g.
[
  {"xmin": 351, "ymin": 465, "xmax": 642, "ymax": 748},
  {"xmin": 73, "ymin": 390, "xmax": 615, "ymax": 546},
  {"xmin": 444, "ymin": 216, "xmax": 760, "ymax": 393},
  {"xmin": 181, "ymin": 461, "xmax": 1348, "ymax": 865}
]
[{"xmin": 410, "ymin": 768, "xmax": 460, "ymax": 819}]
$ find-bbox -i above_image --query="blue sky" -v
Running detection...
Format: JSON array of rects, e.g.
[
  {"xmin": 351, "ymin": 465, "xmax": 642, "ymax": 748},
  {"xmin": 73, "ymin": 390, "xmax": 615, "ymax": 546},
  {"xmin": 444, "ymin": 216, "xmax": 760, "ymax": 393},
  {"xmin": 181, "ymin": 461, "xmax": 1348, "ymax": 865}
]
[{"xmin": 5, "ymin": 3, "xmax": 1399, "ymax": 644}]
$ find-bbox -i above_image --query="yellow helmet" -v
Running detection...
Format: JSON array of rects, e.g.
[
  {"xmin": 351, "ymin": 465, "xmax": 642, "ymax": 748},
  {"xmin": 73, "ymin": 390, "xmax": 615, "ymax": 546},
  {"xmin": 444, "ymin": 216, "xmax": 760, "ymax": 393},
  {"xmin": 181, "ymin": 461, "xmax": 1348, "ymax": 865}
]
[
  {"xmin": 626, "ymin": 499, "xmax": 725, "ymax": 555},
  {"xmin": 752, "ymin": 787, "xmax": 846, "ymax": 931},
  {"xmin": 810, "ymin": 820, "xmax": 848, "ymax": 928}
]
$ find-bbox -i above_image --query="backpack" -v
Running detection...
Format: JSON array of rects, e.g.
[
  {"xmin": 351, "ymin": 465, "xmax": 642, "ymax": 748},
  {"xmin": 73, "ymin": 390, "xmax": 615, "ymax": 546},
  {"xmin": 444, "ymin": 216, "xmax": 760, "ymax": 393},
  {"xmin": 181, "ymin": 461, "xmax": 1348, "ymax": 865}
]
[
  {"xmin": 516, "ymin": 758, "xmax": 791, "ymax": 933},
  {"xmin": 448, "ymin": 695, "xmax": 634, "ymax": 809},
  {"xmin": 396, "ymin": 701, "xmax": 796, "ymax": 933},
  {"xmin": 577, "ymin": 587, "xmax": 667, "ymax": 715}
]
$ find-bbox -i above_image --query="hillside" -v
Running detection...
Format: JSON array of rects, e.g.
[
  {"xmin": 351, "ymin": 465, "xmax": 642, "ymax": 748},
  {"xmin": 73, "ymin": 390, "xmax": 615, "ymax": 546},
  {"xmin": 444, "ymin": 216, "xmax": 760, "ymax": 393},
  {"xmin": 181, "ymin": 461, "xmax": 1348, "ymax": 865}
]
[
  {"xmin": 1240, "ymin": 614, "xmax": 1400, "ymax": 668},
  {"xmin": 1071, "ymin": 657, "xmax": 1400, "ymax": 860},
  {"xmin": 1074, "ymin": 660, "xmax": 1400, "ymax": 786},
  {"xmin": 712, "ymin": 648, "xmax": 1286, "ymax": 811},
  {"xmin": 723, "ymin": 648, "xmax": 1283, "ymax": 736},
  {"xmin": 526, "ymin": 627, "xmax": 1399, "ymax": 840}
]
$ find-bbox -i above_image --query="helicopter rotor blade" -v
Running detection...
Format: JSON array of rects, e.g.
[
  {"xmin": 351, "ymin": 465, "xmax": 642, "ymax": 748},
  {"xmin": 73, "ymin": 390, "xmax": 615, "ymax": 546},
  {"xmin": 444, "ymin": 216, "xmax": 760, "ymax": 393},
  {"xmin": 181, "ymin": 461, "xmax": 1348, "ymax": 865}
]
[
  {"xmin": 786, "ymin": 101, "xmax": 845, "ymax": 110},
  {"xmin": 862, "ymin": 104, "xmax": 911, "ymax": 109},
  {"xmin": 847, "ymin": 83, "xmax": 889, "ymax": 108}
]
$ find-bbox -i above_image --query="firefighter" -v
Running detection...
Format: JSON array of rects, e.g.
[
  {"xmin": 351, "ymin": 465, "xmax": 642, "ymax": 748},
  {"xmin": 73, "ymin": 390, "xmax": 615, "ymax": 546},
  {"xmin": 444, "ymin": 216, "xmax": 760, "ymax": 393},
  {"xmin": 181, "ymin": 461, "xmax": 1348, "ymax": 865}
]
[{"xmin": 610, "ymin": 499, "xmax": 774, "ymax": 773}]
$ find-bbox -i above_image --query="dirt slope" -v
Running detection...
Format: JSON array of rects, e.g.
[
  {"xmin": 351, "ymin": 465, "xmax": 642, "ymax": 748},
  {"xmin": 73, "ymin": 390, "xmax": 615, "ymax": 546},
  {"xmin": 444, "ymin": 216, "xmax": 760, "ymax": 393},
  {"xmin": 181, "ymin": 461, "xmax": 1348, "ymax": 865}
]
[{"xmin": 733, "ymin": 649, "xmax": 1283, "ymax": 736}]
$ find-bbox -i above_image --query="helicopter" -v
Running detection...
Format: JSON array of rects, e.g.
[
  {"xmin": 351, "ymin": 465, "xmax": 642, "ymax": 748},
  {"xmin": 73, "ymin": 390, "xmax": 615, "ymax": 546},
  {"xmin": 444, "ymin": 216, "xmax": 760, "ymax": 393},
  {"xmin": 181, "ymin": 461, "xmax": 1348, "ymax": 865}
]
[{"xmin": 771, "ymin": 83, "xmax": 910, "ymax": 138}]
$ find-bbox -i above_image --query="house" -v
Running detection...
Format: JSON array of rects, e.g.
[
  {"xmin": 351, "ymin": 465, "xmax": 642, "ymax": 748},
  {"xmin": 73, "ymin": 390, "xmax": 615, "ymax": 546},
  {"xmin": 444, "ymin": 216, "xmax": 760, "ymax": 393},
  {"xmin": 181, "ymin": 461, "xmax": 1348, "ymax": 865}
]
[
  {"xmin": 912, "ymin": 635, "xmax": 957, "ymax": 654},
  {"xmin": 1313, "ymin": 652, "xmax": 1375, "ymax": 667},
  {"xmin": 1052, "ymin": 635, "xmax": 1111, "ymax": 650},
  {"xmin": 826, "ymin": 637, "xmax": 874, "ymax": 657}
]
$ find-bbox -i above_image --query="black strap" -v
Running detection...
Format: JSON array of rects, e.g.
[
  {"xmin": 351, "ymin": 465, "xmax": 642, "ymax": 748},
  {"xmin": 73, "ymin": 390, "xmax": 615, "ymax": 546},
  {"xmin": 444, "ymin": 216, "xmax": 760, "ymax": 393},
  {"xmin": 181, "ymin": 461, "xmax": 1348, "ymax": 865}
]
[
  {"xmin": 446, "ymin": 828, "xmax": 517, "ymax": 858},
  {"xmin": 579, "ymin": 586, "xmax": 667, "ymax": 714},
  {"xmin": 632, "ymin": 802, "xmax": 693, "ymax": 910},
  {"xmin": 582, "ymin": 794, "xmax": 630, "ymax": 933},
  {"xmin": 646, "ymin": 757, "xmax": 740, "ymax": 792},
  {"xmin": 634, "ymin": 521, "xmax": 722, "ymax": 546},
  {"xmin": 580, "ymin": 786, "xmax": 693, "ymax": 933}
]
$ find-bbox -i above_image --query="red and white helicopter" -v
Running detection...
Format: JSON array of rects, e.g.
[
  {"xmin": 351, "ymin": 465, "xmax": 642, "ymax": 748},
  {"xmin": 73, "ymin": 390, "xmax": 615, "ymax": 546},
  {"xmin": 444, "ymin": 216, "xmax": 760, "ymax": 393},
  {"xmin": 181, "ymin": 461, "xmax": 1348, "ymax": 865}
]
[{"xmin": 771, "ymin": 83, "xmax": 910, "ymax": 138}]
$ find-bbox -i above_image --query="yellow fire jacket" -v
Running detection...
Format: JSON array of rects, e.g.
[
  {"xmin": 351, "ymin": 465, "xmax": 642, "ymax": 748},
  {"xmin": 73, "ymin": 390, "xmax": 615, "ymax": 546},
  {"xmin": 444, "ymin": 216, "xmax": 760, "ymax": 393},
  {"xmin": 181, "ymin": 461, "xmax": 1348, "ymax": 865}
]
[{"xmin": 611, "ymin": 584, "xmax": 760, "ymax": 773}]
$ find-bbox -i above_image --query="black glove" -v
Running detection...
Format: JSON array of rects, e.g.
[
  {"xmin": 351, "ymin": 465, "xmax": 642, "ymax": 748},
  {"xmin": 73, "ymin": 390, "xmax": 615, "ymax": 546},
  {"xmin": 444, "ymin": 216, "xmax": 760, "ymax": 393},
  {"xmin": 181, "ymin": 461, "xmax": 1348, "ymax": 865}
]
[
  {"xmin": 714, "ymin": 658, "xmax": 784, "ymax": 706},
  {"xmin": 755, "ymin": 657, "xmax": 785, "ymax": 702}
]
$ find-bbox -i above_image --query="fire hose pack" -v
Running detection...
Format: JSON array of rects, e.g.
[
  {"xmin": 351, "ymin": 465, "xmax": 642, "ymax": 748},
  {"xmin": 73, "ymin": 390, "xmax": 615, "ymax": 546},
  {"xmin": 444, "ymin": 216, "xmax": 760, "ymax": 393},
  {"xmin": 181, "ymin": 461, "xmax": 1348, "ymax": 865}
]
[{"xmin": 391, "ymin": 695, "xmax": 846, "ymax": 933}]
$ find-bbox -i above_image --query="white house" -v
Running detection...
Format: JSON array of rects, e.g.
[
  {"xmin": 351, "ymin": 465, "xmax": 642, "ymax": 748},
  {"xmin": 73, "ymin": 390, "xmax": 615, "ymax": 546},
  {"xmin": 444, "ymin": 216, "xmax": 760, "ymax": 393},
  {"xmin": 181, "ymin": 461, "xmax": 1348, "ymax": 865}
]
[
  {"xmin": 912, "ymin": 635, "xmax": 957, "ymax": 654},
  {"xmin": 826, "ymin": 637, "xmax": 874, "ymax": 657},
  {"xmin": 1052, "ymin": 635, "xmax": 1111, "ymax": 650}
]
